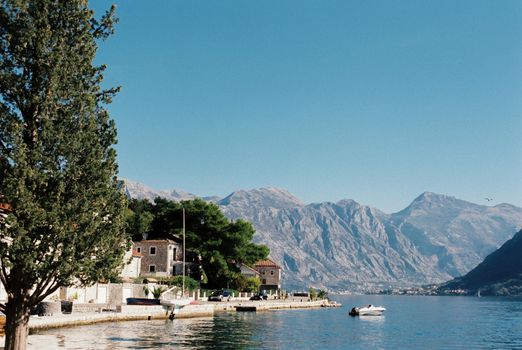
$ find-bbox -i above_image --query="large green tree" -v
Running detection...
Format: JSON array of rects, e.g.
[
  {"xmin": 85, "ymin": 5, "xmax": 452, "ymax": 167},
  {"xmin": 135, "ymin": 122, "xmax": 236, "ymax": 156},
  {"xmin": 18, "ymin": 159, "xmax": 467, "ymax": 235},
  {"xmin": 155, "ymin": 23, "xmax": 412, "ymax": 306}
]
[
  {"xmin": 126, "ymin": 198, "xmax": 154, "ymax": 241},
  {"xmin": 139, "ymin": 198, "xmax": 269, "ymax": 288},
  {"xmin": 0, "ymin": 2, "xmax": 128, "ymax": 349}
]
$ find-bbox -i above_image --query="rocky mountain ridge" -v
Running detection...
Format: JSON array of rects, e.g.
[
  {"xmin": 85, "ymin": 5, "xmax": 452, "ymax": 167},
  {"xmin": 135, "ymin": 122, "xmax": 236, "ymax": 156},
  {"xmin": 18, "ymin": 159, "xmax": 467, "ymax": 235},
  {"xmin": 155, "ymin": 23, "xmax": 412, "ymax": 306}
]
[
  {"xmin": 440, "ymin": 229, "xmax": 522, "ymax": 295},
  {"xmin": 124, "ymin": 179, "xmax": 522, "ymax": 291}
]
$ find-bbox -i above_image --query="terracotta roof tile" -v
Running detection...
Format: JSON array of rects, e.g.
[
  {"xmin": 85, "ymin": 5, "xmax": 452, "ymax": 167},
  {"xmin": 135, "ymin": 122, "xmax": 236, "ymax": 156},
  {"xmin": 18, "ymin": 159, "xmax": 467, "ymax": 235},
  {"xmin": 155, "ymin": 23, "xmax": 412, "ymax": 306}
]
[
  {"xmin": 131, "ymin": 249, "xmax": 143, "ymax": 257},
  {"xmin": 0, "ymin": 203, "xmax": 12, "ymax": 212},
  {"xmin": 134, "ymin": 239, "xmax": 175, "ymax": 244},
  {"xmin": 254, "ymin": 259, "xmax": 281, "ymax": 269}
]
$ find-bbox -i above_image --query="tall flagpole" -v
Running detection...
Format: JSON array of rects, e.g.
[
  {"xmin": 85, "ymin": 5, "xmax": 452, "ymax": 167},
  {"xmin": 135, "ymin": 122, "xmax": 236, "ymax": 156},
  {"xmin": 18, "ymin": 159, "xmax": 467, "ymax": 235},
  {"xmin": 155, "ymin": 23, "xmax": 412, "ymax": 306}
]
[{"xmin": 182, "ymin": 207, "xmax": 186, "ymax": 296}]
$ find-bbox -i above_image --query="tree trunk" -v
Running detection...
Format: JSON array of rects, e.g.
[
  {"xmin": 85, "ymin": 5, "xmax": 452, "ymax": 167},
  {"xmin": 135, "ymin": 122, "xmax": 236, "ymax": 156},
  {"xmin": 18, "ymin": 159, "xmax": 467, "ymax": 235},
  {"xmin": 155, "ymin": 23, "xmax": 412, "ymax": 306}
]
[{"xmin": 3, "ymin": 297, "xmax": 30, "ymax": 350}]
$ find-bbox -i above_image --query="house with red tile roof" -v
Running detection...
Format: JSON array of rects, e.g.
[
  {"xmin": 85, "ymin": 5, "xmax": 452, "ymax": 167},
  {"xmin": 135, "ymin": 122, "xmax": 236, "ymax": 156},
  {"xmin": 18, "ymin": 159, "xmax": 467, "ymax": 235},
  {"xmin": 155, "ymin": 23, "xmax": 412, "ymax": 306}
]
[{"xmin": 254, "ymin": 258, "xmax": 282, "ymax": 290}]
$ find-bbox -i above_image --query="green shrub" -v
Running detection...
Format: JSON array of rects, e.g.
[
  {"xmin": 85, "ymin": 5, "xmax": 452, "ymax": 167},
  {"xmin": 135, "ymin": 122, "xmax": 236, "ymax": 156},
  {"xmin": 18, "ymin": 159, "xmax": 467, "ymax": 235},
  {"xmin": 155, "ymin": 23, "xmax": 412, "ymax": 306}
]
[
  {"xmin": 245, "ymin": 277, "xmax": 261, "ymax": 292},
  {"xmin": 168, "ymin": 276, "xmax": 199, "ymax": 290},
  {"xmin": 317, "ymin": 289, "xmax": 328, "ymax": 300},
  {"xmin": 152, "ymin": 286, "xmax": 165, "ymax": 299},
  {"xmin": 309, "ymin": 287, "xmax": 317, "ymax": 300}
]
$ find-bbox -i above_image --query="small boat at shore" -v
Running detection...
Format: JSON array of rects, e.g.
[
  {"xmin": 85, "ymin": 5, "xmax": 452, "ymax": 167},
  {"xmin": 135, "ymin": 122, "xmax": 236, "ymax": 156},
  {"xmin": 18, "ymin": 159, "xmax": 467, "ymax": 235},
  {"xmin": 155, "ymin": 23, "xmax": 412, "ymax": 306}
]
[
  {"xmin": 126, "ymin": 298, "xmax": 161, "ymax": 305},
  {"xmin": 349, "ymin": 304, "xmax": 386, "ymax": 316}
]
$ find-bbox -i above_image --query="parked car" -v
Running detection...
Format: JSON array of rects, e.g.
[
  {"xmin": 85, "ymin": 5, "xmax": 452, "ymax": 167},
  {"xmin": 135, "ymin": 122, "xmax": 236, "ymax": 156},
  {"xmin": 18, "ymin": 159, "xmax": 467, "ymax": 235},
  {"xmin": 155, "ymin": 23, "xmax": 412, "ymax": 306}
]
[
  {"xmin": 208, "ymin": 289, "xmax": 232, "ymax": 302},
  {"xmin": 249, "ymin": 292, "xmax": 268, "ymax": 301}
]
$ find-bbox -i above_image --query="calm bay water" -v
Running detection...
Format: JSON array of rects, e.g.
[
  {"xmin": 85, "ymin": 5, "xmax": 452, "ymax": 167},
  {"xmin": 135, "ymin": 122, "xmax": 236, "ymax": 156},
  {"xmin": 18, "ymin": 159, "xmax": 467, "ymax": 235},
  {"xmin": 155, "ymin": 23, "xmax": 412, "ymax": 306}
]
[{"xmin": 34, "ymin": 295, "xmax": 522, "ymax": 349}]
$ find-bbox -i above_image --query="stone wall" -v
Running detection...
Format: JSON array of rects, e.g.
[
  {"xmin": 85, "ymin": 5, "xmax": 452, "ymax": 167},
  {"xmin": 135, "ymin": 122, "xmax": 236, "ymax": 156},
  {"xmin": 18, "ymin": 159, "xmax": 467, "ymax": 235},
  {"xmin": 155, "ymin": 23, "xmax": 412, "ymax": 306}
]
[
  {"xmin": 108, "ymin": 284, "xmax": 123, "ymax": 305},
  {"xmin": 257, "ymin": 266, "xmax": 281, "ymax": 289}
]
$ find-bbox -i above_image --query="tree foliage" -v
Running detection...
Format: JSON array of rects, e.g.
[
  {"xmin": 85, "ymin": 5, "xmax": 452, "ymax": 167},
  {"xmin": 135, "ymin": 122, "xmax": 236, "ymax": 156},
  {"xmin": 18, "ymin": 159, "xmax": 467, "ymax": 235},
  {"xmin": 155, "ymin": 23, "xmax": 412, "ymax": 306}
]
[
  {"xmin": 232, "ymin": 275, "xmax": 261, "ymax": 292},
  {"xmin": 0, "ymin": 2, "xmax": 127, "ymax": 349},
  {"xmin": 126, "ymin": 198, "xmax": 154, "ymax": 241},
  {"xmin": 168, "ymin": 275, "xmax": 199, "ymax": 291},
  {"xmin": 128, "ymin": 198, "xmax": 269, "ymax": 289},
  {"xmin": 317, "ymin": 289, "xmax": 328, "ymax": 300},
  {"xmin": 309, "ymin": 287, "xmax": 317, "ymax": 300}
]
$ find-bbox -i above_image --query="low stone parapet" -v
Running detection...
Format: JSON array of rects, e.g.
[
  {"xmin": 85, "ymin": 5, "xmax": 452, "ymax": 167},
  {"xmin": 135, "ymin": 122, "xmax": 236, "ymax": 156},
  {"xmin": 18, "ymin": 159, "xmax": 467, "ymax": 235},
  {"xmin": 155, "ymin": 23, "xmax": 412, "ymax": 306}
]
[
  {"xmin": 176, "ymin": 304, "xmax": 214, "ymax": 318},
  {"xmin": 72, "ymin": 303, "xmax": 111, "ymax": 313},
  {"xmin": 118, "ymin": 305, "xmax": 167, "ymax": 315}
]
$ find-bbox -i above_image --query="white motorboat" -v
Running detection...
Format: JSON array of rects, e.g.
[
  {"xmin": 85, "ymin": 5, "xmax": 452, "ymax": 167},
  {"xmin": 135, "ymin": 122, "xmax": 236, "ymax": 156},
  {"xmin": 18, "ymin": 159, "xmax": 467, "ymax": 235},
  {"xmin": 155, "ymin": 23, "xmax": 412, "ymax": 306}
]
[
  {"xmin": 161, "ymin": 297, "xmax": 192, "ymax": 319},
  {"xmin": 349, "ymin": 304, "xmax": 386, "ymax": 316},
  {"xmin": 160, "ymin": 298, "xmax": 192, "ymax": 307}
]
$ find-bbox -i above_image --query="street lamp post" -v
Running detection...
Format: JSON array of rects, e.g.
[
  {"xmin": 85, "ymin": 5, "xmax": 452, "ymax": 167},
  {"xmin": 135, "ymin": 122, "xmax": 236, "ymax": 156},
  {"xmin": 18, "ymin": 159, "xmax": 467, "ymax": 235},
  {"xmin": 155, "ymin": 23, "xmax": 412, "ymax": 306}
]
[{"xmin": 182, "ymin": 207, "xmax": 185, "ymax": 297}]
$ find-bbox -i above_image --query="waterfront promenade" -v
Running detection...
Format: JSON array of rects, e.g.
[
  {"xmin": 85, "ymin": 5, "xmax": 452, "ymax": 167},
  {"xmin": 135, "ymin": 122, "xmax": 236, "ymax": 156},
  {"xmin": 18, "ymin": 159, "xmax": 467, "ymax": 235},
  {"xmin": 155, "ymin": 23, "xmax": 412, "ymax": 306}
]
[{"xmin": 0, "ymin": 298, "xmax": 339, "ymax": 347}]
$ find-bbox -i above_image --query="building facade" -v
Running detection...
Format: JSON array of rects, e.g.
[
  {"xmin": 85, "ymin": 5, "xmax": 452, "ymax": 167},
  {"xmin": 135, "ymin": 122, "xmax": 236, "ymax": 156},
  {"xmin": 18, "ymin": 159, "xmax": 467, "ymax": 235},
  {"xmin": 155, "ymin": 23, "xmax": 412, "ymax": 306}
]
[
  {"xmin": 133, "ymin": 238, "xmax": 183, "ymax": 277},
  {"xmin": 254, "ymin": 259, "xmax": 282, "ymax": 291}
]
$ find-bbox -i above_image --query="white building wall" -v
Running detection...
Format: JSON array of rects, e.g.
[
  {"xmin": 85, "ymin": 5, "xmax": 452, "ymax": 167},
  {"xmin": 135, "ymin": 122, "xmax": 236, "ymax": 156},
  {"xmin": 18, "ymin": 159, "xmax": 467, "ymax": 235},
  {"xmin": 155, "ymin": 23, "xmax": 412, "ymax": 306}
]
[
  {"xmin": 0, "ymin": 282, "xmax": 6, "ymax": 302},
  {"xmin": 120, "ymin": 250, "xmax": 142, "ymax": 278}
]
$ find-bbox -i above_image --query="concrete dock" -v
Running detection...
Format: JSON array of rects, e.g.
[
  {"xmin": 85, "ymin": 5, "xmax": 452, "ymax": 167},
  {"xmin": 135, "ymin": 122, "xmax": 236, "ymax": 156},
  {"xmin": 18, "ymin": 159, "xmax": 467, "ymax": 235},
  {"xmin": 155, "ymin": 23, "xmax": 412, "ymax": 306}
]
[
  {"xmin": 229, "ymin": 299, "xmax": 337, "ymax": 312},
  {"xmin": 1, "ymin": 299, "xmax": 339, "ymax": 334},
  {"xmin": 27, "ymin": 304, "xmax": 215, "ymax": 331}
]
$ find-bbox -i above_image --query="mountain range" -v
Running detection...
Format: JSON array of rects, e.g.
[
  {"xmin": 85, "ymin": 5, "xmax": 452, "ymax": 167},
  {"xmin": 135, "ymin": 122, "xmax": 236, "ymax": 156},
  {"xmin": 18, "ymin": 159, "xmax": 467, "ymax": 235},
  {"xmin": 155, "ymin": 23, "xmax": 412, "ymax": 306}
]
[
  {"xmin": 440, "ymin": 229, "xmax": 522, "ymax": 296},
  {"xmin": 123, "ymin": 179, "xmax": 522, "ymax": 292}
]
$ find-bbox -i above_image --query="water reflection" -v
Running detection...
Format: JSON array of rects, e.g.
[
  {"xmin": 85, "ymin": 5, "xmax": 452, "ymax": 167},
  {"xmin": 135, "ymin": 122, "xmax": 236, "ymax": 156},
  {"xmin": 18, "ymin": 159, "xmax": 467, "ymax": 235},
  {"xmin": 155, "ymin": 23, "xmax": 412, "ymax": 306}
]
[{"xmin": 357, "ymin": 315, "xmax": 385, "ymax": 323}]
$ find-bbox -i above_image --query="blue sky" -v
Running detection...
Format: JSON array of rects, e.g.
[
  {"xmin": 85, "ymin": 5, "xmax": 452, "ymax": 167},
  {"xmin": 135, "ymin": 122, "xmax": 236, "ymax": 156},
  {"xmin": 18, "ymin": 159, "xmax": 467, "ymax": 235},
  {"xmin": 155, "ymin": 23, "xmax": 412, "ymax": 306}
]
[{"xmin": 91, "ymin": 0, "xmax": 522, "ymax": 213}]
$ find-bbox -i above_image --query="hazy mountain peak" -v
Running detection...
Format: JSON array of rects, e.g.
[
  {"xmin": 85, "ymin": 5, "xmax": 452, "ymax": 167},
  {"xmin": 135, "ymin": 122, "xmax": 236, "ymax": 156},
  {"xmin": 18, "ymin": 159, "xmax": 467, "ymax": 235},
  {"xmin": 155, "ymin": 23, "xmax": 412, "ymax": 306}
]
[
  {"xmin": 398, "ymin": 192, "xmax": 473, "ymax": 215},
  {"xmin": 494, "ymin": 203, "xmax": 520, "ymax": 209},
  {"xmin": 336, "ymin": 199, "xmax": 359, "ymax": 207},
  {"xmin": 414, "ymin": 191, "xmax": 456, "ymax": 203},
  {"xmin": 219, "ymin": 187, "xmax": 304, "ymax": 209},
  {"xmin": 122, "ymin": 179, "xmax": 197, "ymax": 202}
]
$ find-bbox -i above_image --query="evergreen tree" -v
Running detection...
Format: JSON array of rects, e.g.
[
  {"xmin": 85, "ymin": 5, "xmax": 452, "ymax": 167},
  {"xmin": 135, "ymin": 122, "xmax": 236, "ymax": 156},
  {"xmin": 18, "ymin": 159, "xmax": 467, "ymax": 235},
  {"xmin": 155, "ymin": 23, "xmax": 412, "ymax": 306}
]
[
  {"xmin": 149, "ymin": 198, "xmax": 269, "ymax": 288},
  {"xmin": 0, "ymin": 2, "xmax": 127, "ymax": 349},
  {"xmin": 126, "ymin": 198, "xmax": 154, "ymax": 241}
]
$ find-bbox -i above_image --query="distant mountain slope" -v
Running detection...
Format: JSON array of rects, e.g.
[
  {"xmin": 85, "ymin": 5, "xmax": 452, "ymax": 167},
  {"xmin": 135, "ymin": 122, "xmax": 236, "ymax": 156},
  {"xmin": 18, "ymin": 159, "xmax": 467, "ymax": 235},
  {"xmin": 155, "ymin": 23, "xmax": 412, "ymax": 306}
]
[
  {"xmin": 221, "ymin": 197, "xmax": 451, "ymax": 291},
  {"xmin": 220, "ymin": 189, "xmax": 522, "ymax": 290},
  {"xmin": 390, "ymin": 192, "xmax": 521, "ymax": 276},
  {"xmin": 123, "ymin": 180, "xmax": 522, "ymax": 291},
  {"xmin": 123, "ymin": 179, "xmax": 220, "ymax": 203},
  {"xmin": 440, "ymin": 229, "xmax": 522, "ymax": 295}
]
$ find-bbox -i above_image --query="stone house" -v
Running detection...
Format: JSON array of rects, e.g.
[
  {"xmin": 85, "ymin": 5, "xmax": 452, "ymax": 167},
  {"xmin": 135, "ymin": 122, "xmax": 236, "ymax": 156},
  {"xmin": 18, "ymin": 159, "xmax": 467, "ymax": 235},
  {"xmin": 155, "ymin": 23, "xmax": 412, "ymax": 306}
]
[
  {"xmin": 254, "ymin": 259, "xmax": 282, "ymax": 291},
  {"xmin": 240, "ymin": 264, "xmax": 261, "ymax": 279},
  {"xmin": 133, "ymin": 234, "xmax": 183, "ymax": 278}
]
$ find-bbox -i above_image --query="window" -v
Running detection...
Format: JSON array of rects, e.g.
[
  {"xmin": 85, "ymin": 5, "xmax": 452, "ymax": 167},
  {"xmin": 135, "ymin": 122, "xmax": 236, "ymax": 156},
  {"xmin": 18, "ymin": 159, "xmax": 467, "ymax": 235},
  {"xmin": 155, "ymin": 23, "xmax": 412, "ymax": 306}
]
[
  {"xmin": 149, "ymin": 265, "xmax": 156, "ymax": 273},
  {"xmin": 173, "ymin": 248, "xmax": 177, "ymax": 260},
  {"xmin": 270, "ymin": 270, "xmax": 274, "ymax": 275},
  {"xmin": 262, "ymin": 279, "xmax": 266, "ymax": 284},
  {"xmin": 149, "ymin": 246, "xmax": 156, "ymax": 255},
  {"xmin": 136, "ymin": 247, "xmax": 141, "ymax": 253},
  {"xmin": 262, "ymin": 271, "xmax": 266, "ymax": 275}
]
